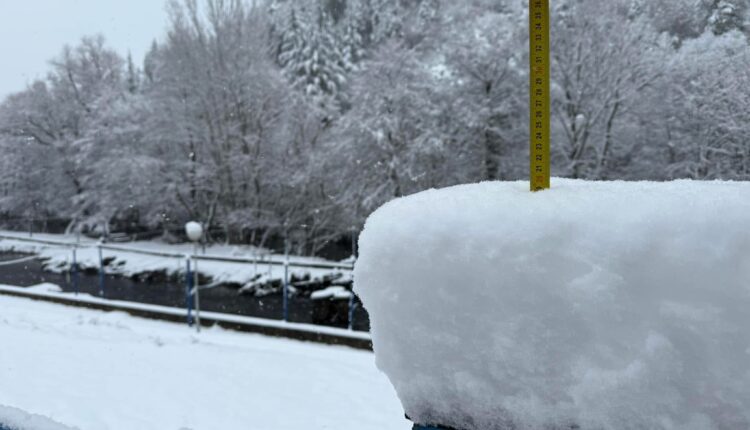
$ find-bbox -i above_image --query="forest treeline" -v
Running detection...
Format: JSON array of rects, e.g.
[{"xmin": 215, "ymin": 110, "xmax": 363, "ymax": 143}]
[{"xmin": 1, "ymin": 0, "xmax": 749, "ymax": 254}]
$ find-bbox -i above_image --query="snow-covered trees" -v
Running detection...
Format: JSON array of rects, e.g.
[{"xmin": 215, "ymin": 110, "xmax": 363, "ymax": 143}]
[
  {"xmin": 707, "ymin": 0, "xmax": 749, "ymax": 34},
  {"xmin": 660, "ymin": 31, "xmax": 750, "ymax": 180},
  {"xmin": 442, "ymin": 1, "xmax": 527, "ymax": 181},
  {"xmin": 147, "ymin": 0, "xmax": 298, "ymax": 241},
  {"xmin": 329, "ymin": 41, "xmax": 447, "ymax": 216},
  {"xmin": 643, "ymin": 0, "xmax": 750, "ymax": 39},
  {"xmin": 551, "ymin": 0, "xmax": 663, "ymax": 179},
  {"xmin": 275, "ymin": 2, "xmax": 347, "ymax": 108},
  {"xmin": 0, "ymin": 36, "xmax": 126, "ymax": 231},
  {"xmin": 644, "ymin": 0, "xmax": 710, "ymax": 41},
  {"xmin": 1, "ymin": 0, "xmax": 749, "ymax": 253}
]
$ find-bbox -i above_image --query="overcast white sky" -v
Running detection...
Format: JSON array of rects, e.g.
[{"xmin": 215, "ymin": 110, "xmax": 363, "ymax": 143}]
[{"xmin": 0, "ymin": 0, "xmax": 169, "ymax": 99}]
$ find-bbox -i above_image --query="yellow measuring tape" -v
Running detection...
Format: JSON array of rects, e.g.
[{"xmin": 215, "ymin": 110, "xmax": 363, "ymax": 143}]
[{"xmin": 529, "ymin": 0, "xmax": 551, "ymax": 192}]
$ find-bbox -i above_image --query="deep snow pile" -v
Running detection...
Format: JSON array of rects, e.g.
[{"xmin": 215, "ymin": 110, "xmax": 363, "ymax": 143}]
[
  {"xmin": 354, "ymin": 180, "xmax": 750, "ymax": 430},
  {"xmin": 0, "ymin": 293, "xmax": 404, "ymax": 430}
]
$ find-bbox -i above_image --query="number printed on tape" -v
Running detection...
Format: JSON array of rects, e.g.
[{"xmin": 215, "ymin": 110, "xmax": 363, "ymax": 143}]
[{"xmin": 529, "ymin": 0, "xmax": 550, "ymax": 191}]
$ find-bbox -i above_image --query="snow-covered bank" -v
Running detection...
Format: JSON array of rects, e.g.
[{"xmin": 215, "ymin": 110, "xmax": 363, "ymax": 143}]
[
  {"xmin": 0, "ymin": 294, "xmax": 404, "ymax": 430},
  {"xmin": 0, "ymin": 283, "xmax": 371, "ymax": 346},
  {"xmin": 356, "ymin": 180, "xmax": 750, "ymax": 430},
  {"xmin": 0, "ymin": 231, "xmax": 352, "ymax": 293}
]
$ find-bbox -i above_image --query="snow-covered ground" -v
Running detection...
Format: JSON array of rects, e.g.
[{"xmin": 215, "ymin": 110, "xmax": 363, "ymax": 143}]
[
  {"xmin": 0, "ymin": 231, "xmax": 352, "ymax": 291},
  {"xmin": 0, "ymin": 293, "xmax": 406, "ymax": 430},
  {"xmin": 0, "ymin": 283, "xmax": 371, "ymax": 342}
]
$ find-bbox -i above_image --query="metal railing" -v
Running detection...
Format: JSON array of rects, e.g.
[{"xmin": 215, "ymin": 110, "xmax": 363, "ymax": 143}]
[
  {"xmin": 0, "ymin": 233, "xmax": 354, "ymax": 270},
  {"xmin": 0, "ymin": 233, "xmax": 361, "ymax": 332}
]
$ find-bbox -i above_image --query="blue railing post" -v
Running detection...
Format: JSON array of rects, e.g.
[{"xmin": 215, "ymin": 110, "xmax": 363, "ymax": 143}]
[
  {"xmin": 185, "ymin": 257, "xmax": 194, "ymax": 327},
  {"xmin": 193, "ymin": 251, "xmax": 201, "ymax": 333},
  {"xmin": 348, "ymin": 249, "xmax": 358, "ymax": 330},
  {"xmin": 348, "ymin": 293, "xmax": 357, "ymax": 331},
  {"xmin": 97, "ymin": 244, "xmax": 105, "ymax": 297},
  {"xmin": 283, "ymin": 258, "xmax": 289, "ymax": 322},
  {"xmin": 283, "ymin": 236, "xmax": 289, "ymax": 322},
  {"xmin": 72, "ymin": 247, "xmax": 79, "ymax": 296}
]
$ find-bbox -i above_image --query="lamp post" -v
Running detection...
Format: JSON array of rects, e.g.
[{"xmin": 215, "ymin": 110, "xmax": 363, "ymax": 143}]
[
  {"xmin": 97, "ymin": 239, "xmax": 105, "ymax": 297},
  {"xmin": 72, "ymin": 246, "xmax": 79, "ymax": 295},
  {"xmin": 350, "ymin": 225, "xmax": 358, "ymax": 260},
  {"xmin": 185, "ymin": 221, "xmax": 203, "ymax": 333},
  {"xmin": 283, "ymin": 229, "xmax": 290, "ymax": 322},
  {"xmin": 282, "ymin": 226, "xmax": 306, "ymax": 322}
]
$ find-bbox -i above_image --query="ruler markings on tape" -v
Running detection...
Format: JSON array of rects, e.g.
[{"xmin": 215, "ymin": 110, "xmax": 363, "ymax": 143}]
[{"xmin": 529, "ymin": 0, "xmax": 551, "ymax": 192}]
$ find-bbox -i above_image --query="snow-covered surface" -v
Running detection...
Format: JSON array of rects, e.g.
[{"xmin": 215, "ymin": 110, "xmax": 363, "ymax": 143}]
[
  {"xmin": 355, "ymin": 179, "xmax": 750, "ymax": 430},
  {"xmin": 0, "ymin": 405, "xmax": 78, "ymax": 430},
  {"xmin": 311, "ymin": 286, "xmax": 353, "ymax": 301},
  {"xmin": 0, "ymin": 294, "xmax": 403, "ymax": 430},
  {"xmin": 0, "ymin": 284, "xmax": 371, "ymax": 341},
  {"xmin": 0, "ymin": 231, "xmax": 351, "ymax": 289},
  {"xmin": 23, "ymin": 283, "xmax": 62, "ymax": 293}
]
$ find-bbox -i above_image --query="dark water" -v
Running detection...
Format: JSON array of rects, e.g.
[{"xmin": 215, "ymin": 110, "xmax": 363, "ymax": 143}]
[{"xmin": 0, "ymin": 253, "xmax": 370, "ymax": 332}]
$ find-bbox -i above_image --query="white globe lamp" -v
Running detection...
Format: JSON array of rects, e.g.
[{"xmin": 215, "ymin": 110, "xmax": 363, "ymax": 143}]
[{"xmin": 185, "ymin": 221, "xmax": 203, "ymax": 242}]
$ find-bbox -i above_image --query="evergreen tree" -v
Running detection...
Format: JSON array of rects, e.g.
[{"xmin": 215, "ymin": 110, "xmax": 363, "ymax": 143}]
[
  {"xmin": 143, "ymin": 41, "xmax": 159, "ymax": 85},
  {"xmin": 278, "ymin": 5, "xmax": 346, "ymax": 102},
  {"xmin": 277, "ymin": 8, "xmax": 305, "ymax": 67},
  {"xmin": 340, "ymin": 11, "xmax": 366, "ymax": 70},
  {"xmin": 126, "ymin": 52, "xmax": 140, "ymax": 94}
]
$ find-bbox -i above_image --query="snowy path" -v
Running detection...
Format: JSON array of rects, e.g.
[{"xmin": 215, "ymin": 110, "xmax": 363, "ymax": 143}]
[{"xmin": 0, "ymin": 295, "xmax": 406, "ymax": 430}]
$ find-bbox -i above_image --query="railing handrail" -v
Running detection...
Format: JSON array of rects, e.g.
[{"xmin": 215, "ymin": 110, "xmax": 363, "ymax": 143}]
[
  {"xmin": 0, "ymin": 234, "xmax": 87, "ymax": 248},
  {"xmin": 0, "ymin": 233, "xmax": 354, "ymax": 271}
]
